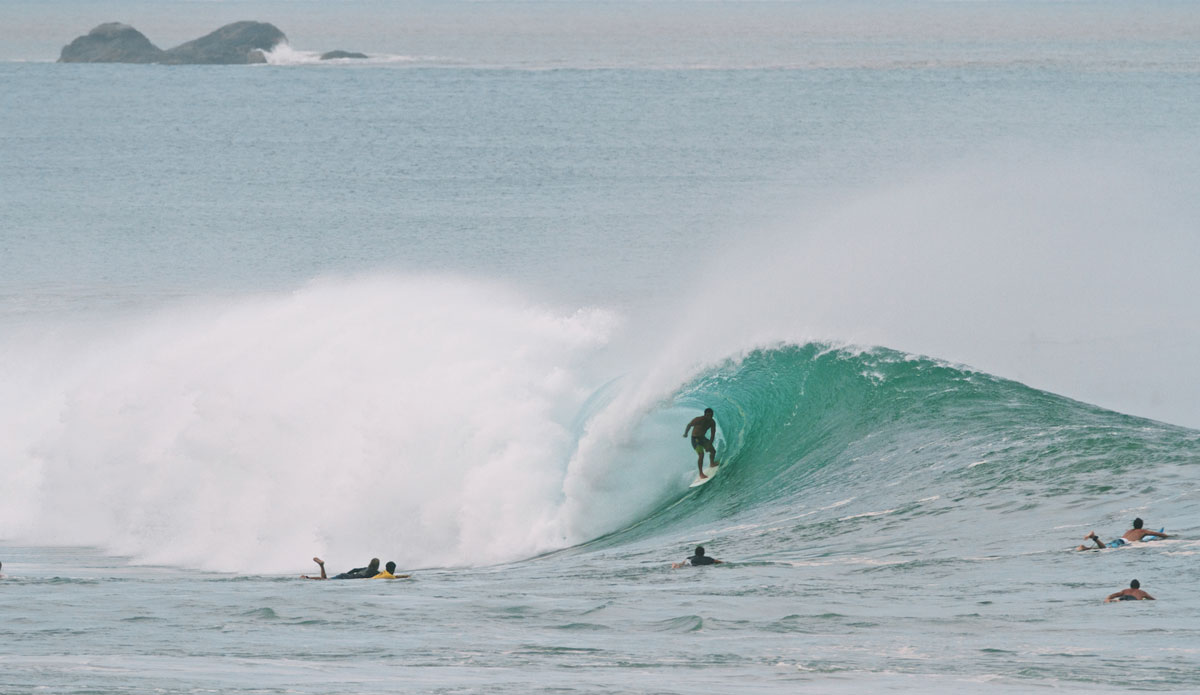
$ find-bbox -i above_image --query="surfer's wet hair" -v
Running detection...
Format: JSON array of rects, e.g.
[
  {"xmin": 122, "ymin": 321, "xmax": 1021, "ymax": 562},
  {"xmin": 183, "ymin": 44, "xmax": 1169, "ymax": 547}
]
[
  {"xmin": 704, "ymin": 408, "xmax": 713, "ymax": 416},
  {"xmin": 385, "ymin": 561, "xmax": 396, "ymax": 573},
  {"xmin": 1130, "ymin": 579, "xmax": 1140, "ymax": 589},
  {"xmin": 694, "ymin": 545, "xmax": 705, "ymax": 556},
  {"xmin": 1133, "ymin": 518, "xmax": 1144, "ymax": 529}
]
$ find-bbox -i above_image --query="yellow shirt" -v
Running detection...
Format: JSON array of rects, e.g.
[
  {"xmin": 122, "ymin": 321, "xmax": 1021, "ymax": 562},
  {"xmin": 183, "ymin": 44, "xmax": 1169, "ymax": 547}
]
[{"xmin": 370, "ymin": 570, "xmax": 396, "ymax": 579}]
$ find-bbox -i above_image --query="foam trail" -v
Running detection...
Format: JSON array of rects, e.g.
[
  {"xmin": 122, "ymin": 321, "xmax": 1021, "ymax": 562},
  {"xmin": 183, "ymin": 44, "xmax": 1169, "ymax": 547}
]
[
  {"xmin": 261, "ymin": 43, "xmax": 423, "ymax": 66},
  {"xmin": 0, "ymin": 275, "xmax": 701, "ymax": 572}
]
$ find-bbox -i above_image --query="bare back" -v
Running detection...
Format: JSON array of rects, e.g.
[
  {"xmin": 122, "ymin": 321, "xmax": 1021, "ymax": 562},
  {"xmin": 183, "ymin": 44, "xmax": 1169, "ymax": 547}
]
[
  {"xmin": 1122, "ymin": 528, "xmax": 1166, "ymax": 542},
  {"xmin": 687, "ymin": 415, "xmax": 715, "ymax": 439}
]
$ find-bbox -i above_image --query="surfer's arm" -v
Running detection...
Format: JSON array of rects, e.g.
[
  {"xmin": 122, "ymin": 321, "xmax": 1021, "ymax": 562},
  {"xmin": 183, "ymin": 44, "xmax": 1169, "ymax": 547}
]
[
  {"xmin": 1142, "ymin": 593, "xmax": 1156, "ymax": 600},
  {"xmin": 1104, "ymin": 591, "xmax": 1125, "ymax": 602},
  {"xmin": 1145, "ymin": 530, "xmax": 1168, "ymax": 539}
]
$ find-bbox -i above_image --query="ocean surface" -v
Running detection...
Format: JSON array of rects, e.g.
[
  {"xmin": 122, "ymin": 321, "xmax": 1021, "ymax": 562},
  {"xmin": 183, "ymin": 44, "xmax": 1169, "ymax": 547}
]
[{"xmin": 2, "ymin": 1, "xmax": 1200, "ymax": 693}]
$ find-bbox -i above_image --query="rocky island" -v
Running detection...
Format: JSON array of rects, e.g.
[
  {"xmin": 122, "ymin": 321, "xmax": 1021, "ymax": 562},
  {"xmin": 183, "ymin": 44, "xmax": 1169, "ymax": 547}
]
[{"xmin": 59, "ymin": 21, "xmax": 362, "ymax": 64}]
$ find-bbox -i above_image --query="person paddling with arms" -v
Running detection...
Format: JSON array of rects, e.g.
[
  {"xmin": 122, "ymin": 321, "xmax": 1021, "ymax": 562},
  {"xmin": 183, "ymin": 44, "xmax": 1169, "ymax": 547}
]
[
  {"xmin": 1105, "ymin": 579, "xmax": 1155, "ymax": 602},
  {"xmin": 1121, "ymin": 518, "xmax": 1168, "ymax": 542},
  {"xmin": 683, "ymin": 408, "xmax": 719, "ymax": 479},
  {"xmin": 301, "ymin": 557, "xmax": 380, "ymax": 580}
]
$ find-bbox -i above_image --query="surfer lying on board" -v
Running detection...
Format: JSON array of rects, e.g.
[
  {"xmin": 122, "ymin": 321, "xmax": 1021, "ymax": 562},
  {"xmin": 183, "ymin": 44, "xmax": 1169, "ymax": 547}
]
[
  {"xmin": 371, "ymin": 561, "xmax": 411, "ymax": 579},
  {"xmin": 683, "ymin": 408, "xmax": 719, "ymax": 479},
  {"xmin": 301, "ymin": 557, "xmax": 380, "ymax": 580},
  {"xmin": 1075, "ymin": 519, "xmax": 1169, "ymax": 550},
  {"xmin": 1105, "ymin": 579, "xmax": 1155, "ymax": 602},
  {"xmin": 1122, "ymin": 518, "xmax": 1168, "ymax": 542},
  {"xmin": 672, "ymin": 545, "xmax": 722, "ymax": 569}
]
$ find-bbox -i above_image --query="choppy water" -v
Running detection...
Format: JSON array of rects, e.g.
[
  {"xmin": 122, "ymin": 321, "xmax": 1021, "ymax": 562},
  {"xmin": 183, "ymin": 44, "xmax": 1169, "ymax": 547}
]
[{"xmin": 2, "ymin": 1, "xmax": 1200, "ymax": 692}]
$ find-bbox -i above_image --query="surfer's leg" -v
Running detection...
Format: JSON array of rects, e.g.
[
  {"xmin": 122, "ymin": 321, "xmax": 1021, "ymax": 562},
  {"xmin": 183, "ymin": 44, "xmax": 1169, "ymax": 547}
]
[
  {"xmin": 302, "ymin": 557, "xmax": 327, "ymax": 580},
  {"xmin": 696, "ymin": 451, "xmax": 707, "ymax": 478}
]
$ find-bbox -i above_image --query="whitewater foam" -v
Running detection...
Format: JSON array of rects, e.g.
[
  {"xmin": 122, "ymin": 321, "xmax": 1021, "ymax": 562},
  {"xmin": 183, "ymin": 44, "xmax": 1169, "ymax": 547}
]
[
  {"xmin": 262, "ymin": 42, "xmax": 425, "ymax": 66},
  {"xmin": 0, "ymin": 275, "xmax": 701, "ymax": 572}
]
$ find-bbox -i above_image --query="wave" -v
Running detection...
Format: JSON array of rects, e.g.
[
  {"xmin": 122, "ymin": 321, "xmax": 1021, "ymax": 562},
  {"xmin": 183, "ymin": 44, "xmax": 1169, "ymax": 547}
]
[
  {"xmin": 620, "ymin": 344, "xmax": 1198, "ymax": 555},
  {"xmin": 1, "ymin": 276, "xmax": 1196, "ymax": 573}
]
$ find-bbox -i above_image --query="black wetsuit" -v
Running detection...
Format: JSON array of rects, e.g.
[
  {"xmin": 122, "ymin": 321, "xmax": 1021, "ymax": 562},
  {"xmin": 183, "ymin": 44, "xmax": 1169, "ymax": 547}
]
[
  {"xmin": 332, "ymin": 565, "xmax": 377, "ymax": 579},
  {"xmin": 687, "ymin": 555, "xmax": 717, "ymax": 566}
]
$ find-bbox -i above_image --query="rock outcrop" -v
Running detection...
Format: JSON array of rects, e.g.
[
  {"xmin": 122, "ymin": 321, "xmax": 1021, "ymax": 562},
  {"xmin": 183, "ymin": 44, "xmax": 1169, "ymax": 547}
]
[
  {"xmin": 59, "ymin": 21, "xmax": 287, "ymax": 64},
  {"xmin": 320, "ymin": 50, "xmax": 369, "ymax": 60},
  {"xmin": 164, "ymin": 21, "xmax": 286, "ymax": 64},
  {"xmin": 59, "ymin": 23, "xmax": 168, "ymax": 63}
]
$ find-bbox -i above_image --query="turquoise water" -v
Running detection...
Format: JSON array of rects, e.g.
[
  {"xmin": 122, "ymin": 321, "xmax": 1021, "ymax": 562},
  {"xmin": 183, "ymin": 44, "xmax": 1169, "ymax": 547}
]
[{"xmin": 2, "ymin": 1, "xmax": 1200, "ymax": 692}]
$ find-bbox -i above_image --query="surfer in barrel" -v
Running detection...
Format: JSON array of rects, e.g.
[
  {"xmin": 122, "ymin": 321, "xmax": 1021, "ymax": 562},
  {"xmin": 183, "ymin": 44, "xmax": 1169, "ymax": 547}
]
[{"xmin": 683, "ymin": 408, "xmax": 719, "ymax": 479}]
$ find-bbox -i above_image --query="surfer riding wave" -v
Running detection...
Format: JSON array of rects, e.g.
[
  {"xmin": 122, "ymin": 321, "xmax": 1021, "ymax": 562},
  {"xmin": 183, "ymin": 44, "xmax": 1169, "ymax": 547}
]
[{"xmin": 683, "ymin": 408, "xmax": 719, "ymax": 479}]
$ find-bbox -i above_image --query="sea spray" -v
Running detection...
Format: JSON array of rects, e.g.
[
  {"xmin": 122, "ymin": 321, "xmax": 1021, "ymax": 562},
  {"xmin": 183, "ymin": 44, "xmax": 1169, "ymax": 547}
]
[{"xmin": 0, "ymin": 275, "xmax": 679, "ymax": 571}]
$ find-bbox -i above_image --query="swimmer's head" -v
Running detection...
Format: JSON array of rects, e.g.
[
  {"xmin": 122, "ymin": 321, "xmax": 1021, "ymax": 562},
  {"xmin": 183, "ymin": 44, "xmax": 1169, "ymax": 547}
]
[
  {"xmin": 1130, "ymin": 579, "xmax": 1141, "ymax": 589},
  {"xmin": 385, "ymin": 561, "xmax": 396, "ymax": 573},
  {"xmin": 1133, "ymin": 518, "xmax": 1144, "ymax": 529},
  {"xmin": 694, "ymin": 545, "xmax": 705, "ymax": 556},
  {"xmin": 704, "ymin": 408, "xmax": 713, "ymax": 416}
]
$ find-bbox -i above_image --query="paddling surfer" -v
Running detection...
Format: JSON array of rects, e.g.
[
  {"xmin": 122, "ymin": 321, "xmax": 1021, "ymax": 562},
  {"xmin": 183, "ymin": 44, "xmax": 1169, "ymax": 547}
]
[
  {"xmin": 672, "ymin": 545, "xmax": 722, "ymax": 569},
  {"xmin": 1121, "ymin": 518, "xmax": 1168, "ymax": 542},
  {"xmin": 683, "ymin": 408, "xmax": 719, "ymax": 479},
  {"xmin": 1075, "ymin": 518, "xmax": 1168, "ymax": 550},
  {"xmin": 1105, "ymin": 579, "xmax": 1155, "ymax": 602},
  {"xmin": 371, "ymin": 561, "xmax": 411, "ymax": 579},
  {"xmin": 301, "ymin": 557, "xmax": 380, "ymax": 580}
]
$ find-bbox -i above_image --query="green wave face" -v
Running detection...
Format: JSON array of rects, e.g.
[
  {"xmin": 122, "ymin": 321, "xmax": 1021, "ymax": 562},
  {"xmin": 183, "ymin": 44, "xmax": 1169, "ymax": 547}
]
[{"xmin": 608, "ymin": 344, "xmax": 1198, "ymax": 560}]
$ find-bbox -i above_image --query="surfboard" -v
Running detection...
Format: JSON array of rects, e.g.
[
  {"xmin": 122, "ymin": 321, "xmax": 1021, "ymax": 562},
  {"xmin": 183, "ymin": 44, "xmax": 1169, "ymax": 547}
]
[{"xmin": 689, "ymin": 462, "xmax": 721, "ymax": 488}]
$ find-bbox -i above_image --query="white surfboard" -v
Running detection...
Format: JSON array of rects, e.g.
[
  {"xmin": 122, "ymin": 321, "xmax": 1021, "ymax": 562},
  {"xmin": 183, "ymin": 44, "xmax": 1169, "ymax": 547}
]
[{"xmin": 689, "ymin": 462, "xmax": 721, "ymax": 487}]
